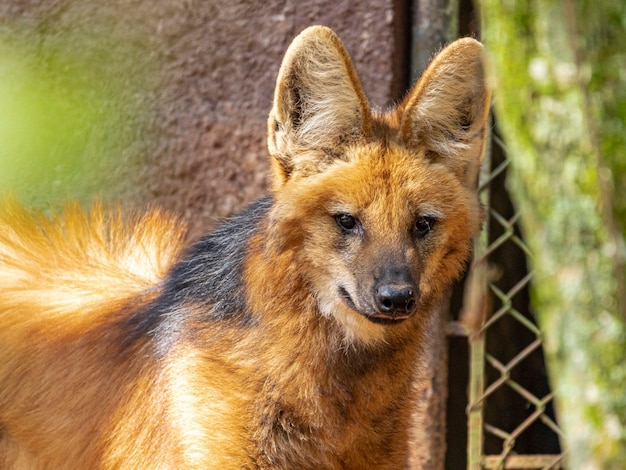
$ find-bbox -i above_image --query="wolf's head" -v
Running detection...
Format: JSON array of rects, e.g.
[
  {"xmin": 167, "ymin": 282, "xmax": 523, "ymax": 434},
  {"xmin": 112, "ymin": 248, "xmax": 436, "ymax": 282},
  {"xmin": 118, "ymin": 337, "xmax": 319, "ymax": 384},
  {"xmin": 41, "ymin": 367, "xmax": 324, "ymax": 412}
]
[{"xmin": 264, "ymin": 26, "xmax": 490, "ymax": 344}]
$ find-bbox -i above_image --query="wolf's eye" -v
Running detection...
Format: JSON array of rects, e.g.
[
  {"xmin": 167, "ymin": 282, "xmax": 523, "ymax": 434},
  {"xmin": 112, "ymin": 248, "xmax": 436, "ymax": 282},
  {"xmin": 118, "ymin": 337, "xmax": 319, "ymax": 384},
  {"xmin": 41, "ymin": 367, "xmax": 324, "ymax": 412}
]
[
  {"xmin": 335, "ymin": 213, "xmax": 357, "ymax": 231},
  {"xmin": 414, "ymin": 216, "xmax": 436, "ymax": 238}
]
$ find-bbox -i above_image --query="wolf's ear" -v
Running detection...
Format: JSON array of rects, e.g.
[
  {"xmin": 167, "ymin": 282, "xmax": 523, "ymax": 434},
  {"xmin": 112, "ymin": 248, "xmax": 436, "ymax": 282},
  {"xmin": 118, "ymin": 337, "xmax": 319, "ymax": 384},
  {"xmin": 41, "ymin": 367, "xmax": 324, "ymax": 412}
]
[
  {"xmin": 268, "ymin": 26, "xmax": 372, "ymax": 187},
  {"xmin": 400, "ymin": 38, "xmax": 491, "ymax": 188}
]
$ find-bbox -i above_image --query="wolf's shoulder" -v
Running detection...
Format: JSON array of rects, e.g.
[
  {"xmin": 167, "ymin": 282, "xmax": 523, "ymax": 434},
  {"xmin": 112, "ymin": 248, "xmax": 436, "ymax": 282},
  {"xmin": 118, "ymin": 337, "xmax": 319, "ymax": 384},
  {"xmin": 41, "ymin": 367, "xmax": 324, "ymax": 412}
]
[
  {"xmin": 126, "ymin": 196, "xmax": 272, "ymax": 344},
  {"xmin": 162, "ymin": 196, "xmax": 272, "ymax": 306}
]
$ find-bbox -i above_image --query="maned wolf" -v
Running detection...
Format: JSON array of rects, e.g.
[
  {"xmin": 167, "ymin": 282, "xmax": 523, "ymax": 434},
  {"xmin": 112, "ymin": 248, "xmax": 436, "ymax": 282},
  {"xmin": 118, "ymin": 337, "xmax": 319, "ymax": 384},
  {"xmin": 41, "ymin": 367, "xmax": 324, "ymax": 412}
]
[{"xmin": 0, "ymin": 26, "xmax": 490, "ymax": 469}]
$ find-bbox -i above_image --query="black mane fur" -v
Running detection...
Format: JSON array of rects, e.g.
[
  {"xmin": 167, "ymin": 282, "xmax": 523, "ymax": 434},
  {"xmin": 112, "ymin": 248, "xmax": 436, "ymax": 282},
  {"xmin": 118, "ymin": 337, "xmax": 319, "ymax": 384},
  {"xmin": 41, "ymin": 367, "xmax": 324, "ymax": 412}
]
[{"xmin": 126, "ymin": 196, "xmax": 272, "ymax": 347}]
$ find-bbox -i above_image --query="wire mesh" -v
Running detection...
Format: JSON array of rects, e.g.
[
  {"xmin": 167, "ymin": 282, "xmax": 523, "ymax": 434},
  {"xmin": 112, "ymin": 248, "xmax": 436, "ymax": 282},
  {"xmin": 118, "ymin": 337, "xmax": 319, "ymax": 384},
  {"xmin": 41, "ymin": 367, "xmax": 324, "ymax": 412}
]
[{"xmin": 452, "ymin": 130, "xmax": 568, "ymax": 469}]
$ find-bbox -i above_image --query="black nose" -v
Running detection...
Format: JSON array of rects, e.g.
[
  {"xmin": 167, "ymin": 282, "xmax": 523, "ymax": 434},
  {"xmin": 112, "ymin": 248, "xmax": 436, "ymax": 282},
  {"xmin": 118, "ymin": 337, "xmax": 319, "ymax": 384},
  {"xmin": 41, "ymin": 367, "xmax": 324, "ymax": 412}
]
[{"xmin": 375, "ymin": 284, "xmax": 417, "ymax": 315}]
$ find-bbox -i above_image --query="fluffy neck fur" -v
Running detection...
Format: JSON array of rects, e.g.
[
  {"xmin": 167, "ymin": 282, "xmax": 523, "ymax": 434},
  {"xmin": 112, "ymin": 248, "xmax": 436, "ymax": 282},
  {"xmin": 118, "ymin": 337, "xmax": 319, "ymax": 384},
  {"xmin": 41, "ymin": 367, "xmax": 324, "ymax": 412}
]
[{"xmin": 235, "ymin": 215, "xmax": 427, "ymax": 468}]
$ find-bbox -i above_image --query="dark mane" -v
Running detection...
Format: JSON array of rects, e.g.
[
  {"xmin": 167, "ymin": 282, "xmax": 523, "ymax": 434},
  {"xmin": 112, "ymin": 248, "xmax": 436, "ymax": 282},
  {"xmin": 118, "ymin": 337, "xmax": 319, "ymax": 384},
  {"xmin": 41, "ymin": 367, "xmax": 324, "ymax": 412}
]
[{"xmin": 125, "ymin": 196, "xmax": 272, "ymax": 347}]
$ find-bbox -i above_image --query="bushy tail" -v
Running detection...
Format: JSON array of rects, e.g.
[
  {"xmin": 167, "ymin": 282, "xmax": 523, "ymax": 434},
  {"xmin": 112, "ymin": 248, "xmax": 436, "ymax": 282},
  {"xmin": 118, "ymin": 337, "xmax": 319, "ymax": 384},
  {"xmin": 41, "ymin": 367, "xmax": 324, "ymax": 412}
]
[{"xmin": 0, "ymin": 199, "xmax": 187, "ymax": 338}]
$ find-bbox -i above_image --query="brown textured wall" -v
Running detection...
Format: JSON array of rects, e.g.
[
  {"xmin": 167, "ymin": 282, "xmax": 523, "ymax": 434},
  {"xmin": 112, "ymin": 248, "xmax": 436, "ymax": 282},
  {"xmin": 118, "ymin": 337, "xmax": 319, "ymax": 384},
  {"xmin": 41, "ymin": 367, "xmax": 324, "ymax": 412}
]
[{"xmin": 1, "ymin": 0, "xmax": 409, "ymax": 238}]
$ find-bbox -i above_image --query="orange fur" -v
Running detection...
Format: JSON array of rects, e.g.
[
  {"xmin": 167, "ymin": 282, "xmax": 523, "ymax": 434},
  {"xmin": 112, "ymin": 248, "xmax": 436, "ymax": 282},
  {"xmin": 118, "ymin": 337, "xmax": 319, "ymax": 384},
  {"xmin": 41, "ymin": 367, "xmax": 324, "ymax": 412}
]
[
  {"xmin": 0, "ymin": 26, "xmax": 490, "ymax": 468},
  {"xmin": 0, "ymin": 201, "xmax": 187, "ymax": 468}
]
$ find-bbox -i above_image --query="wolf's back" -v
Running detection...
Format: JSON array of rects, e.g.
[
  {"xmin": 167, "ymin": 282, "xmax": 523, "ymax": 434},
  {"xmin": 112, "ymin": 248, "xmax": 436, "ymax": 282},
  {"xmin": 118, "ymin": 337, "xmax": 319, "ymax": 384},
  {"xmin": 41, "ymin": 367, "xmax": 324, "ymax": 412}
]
[{"xmin": 0, "ymin": 200, "xmax": 187, "ymax": 336}]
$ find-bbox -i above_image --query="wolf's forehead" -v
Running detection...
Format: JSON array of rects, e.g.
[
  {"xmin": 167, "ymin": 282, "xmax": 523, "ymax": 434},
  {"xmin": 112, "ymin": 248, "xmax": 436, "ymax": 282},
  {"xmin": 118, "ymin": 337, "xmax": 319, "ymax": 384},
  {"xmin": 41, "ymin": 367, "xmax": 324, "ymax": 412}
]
[
  {"xmin": 323, "ymin": 146, "xmax": 453, "ymax": 213},
  {"xmin": 347, "ymin": 144, "xmax": 440, "ymax": 192}
]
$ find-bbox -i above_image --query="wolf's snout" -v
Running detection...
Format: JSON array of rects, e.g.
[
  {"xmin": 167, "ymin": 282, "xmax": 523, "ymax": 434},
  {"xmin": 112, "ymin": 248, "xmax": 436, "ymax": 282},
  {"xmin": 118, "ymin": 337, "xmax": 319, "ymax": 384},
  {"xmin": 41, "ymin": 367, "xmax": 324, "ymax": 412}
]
[{"xmin": 375, "ymin": 283, "xmax": 418, "ymax": 316}]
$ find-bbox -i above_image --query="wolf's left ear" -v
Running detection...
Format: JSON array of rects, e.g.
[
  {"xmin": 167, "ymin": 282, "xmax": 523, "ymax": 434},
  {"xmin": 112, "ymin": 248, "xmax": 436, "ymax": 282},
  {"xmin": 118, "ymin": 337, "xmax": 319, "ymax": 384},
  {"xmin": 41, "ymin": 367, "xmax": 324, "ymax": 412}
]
[
  {"xmin": 400, "ymin": 38, "xmax": 491, "ymax": 188},
  {"xmin": 268, "ymin": 26, "xmax": 372, "ymax": 188}
]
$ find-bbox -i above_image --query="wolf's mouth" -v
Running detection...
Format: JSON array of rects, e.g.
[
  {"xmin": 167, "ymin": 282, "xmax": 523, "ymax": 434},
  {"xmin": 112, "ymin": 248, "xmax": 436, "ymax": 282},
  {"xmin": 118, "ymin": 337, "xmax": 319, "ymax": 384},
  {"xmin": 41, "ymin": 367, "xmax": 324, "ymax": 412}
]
[
  {"xmin": 338, "ymin": 287, "xmax": 358, "ymax": 310},
  {"xmin": 338, "ymin": 287, "xmax": 409, "ymax": 325}
]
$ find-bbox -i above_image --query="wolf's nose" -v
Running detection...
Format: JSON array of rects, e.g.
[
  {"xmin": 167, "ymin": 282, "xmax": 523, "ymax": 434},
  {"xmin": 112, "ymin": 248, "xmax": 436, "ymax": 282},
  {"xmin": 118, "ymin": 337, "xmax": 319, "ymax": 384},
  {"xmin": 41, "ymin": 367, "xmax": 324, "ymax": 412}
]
[{"xmin": 375, "ymin": 284, "xmax": 417, "ymax": 315}]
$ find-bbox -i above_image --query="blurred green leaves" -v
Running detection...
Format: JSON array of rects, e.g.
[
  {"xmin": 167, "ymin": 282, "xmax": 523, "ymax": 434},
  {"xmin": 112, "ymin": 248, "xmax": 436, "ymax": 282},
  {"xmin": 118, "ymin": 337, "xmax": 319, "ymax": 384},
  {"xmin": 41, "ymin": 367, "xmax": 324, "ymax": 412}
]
[
  {"xmin": 0, "ymin": 26, "xmax": 154, "ymax": 206},
  {"xmin": 481, "ymin": 0, "xmax": 626, "ymax": 466}
]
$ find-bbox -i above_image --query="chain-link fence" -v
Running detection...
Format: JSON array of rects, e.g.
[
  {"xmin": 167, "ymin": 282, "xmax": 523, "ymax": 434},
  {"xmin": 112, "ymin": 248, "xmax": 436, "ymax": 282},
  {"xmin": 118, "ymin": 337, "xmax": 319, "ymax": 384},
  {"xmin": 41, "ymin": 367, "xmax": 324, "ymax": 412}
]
[{"xmin": 446, "ymin": 129, "xmax": 568, "ymax": 469}]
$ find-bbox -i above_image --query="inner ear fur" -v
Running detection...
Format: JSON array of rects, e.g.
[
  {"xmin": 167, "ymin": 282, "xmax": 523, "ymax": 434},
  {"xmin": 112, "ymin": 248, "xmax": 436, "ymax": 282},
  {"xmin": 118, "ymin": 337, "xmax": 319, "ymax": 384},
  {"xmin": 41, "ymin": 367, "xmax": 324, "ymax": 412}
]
[
  {"xmin": 400, "ymin": 38, "xmax": 491, "ymax": 187},
  {"xmin": 267, "ymin": 25, "xmax": 372, "ymax": 187}
]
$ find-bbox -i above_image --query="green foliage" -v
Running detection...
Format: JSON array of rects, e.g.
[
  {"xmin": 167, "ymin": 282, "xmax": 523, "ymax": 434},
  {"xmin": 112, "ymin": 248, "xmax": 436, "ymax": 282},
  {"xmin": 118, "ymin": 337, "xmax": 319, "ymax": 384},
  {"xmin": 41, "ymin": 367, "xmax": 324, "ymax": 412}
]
[
  {"xmin": 481, "ymin": 0, "xmax": 626, "ymax": 467},
  {"xmin": 0, "ymin": 26, "xmax": 154, "ymax": 207}
]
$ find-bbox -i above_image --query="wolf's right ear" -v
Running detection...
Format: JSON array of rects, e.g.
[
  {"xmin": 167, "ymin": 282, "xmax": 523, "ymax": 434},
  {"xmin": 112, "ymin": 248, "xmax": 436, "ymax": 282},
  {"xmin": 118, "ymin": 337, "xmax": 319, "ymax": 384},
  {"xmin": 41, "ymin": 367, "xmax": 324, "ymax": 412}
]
[{"xmin": 268, "ymin": 26, "xmax": 372, "ymax": 188}]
